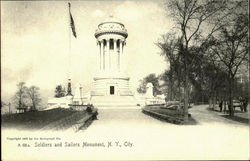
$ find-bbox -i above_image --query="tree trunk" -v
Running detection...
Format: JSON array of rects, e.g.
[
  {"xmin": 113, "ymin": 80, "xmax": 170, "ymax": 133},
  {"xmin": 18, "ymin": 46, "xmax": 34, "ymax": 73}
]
[
  {"xmin": 178, "ymin": 79, "xmax": 181, "ymax": 102},
  {"xmin": 183, "ymin": 45, "xmax": 189, "ymax": 122},
  {"xmin": 19, "ymin": 95, "xmax": 22, "ymax": 108},
  {"xmin": 212, "ymin": 91, "xmax": 216, "ymax": 109},
  {"xmin": 223, "ymin": 93, "xmax": 227, "ymax": 113},
  {"xmin": 183, "ymin": 60, "xmax": 189, "ymax": 122},
  {"xmin": 228, "ymin": 77, "xmax": 234, "ymax": 116},
  {"xmin": 201, "ymin": 92, "xmax": 204, "ymax": 104},
  {"xmin": 32, "ymin": 102, "xmax": 36, "ymax": 111},
  {"xmin": 209, "ymin": 94, "xmax": 212, "ymax": 109},
  {"xmin": 169, "ymin": 75, "xmax": 173, "ymax": 101},
  {"xmin": 184, "ymin": 79, "xmax": 189, "ymax": 122}
]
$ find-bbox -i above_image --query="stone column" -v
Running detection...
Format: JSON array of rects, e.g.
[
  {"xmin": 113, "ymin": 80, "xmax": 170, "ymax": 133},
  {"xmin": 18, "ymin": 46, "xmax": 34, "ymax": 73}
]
[
  {"xmin": 119, "ymin": 40, "xmax": 123, "ymax": 72},
  {"xmin": 123, "ymin": 41, "xmax": 126, "ymax": 73},
  {"xmin": 97, "ymin": 41, "xmax": 101, "ymax": 71},
  {"xmin": 114, "ymin": 39, "xmax": 117, "ymax": 71},
  {"xmin": 107, "ymin": 39, "xmax": 110, "ymax": 71},
  {"xmin": 100, "ymin": 40, "xmax": 104, "ymax": 71}
]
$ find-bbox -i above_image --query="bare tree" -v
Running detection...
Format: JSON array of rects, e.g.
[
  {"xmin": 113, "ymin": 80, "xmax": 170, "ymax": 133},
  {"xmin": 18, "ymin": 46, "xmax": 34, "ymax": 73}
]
[
  {"xmin": 13, "ymin": 82, "xmax": 28, "ymax": 112},
  {"xmin": 156, "ymin": 33, "xmax": 184, "ymax": 101},
  {"xmin": 27, "ymin": 86, "xmax": 42, "ymax": 111},
  {"xmin": 165, "ymin": 0, "xmax": 228, "ymax": 121},
  {"xmin": 212, "ymin": 2, "xmax": 248, "ymax": 116}
]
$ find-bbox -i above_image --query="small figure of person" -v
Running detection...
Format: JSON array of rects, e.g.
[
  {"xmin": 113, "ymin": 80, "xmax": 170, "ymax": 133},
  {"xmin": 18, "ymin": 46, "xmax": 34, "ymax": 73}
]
[
  {"xmin": 219, "ymin": 100, "xmax": 223, "ymax": 112},
  {"xmin": 223, "ymin": 101, "xmax": 227, "ymax": 113},
  {"xmin": 243, "ymin": 99, "xmax": 248, "ymax": 112},
  {"xmin": 86, "ymin": 103, "xmax": 93, "ymax": 113}
]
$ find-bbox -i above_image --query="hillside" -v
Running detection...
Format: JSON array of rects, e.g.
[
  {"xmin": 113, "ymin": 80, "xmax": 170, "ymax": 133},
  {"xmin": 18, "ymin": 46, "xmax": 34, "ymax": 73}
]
[{"xmin": 1, "ymin": 108, "xmax": 77, "ymax": 130}]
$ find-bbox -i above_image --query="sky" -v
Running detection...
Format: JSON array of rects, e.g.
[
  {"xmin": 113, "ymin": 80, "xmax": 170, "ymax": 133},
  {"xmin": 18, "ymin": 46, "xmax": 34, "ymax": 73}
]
[{"xmin": 1, "ymin": 0, "xmax": 174, "ymax": 105}]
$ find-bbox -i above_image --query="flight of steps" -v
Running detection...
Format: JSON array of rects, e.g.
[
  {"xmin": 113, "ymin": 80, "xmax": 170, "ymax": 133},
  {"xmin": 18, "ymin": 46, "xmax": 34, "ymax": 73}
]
[{"xmin": 90, "ymin": 95, "xmax": 139, "ymax": 109}]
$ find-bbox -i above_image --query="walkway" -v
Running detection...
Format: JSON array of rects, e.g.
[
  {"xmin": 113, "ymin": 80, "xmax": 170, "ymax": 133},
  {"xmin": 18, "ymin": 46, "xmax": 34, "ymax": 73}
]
[
  {"xmin": 79, "ymin": 105, "xmax": 249, "ymax": 160},
  {"xmin": 2, "ymin": 105, "xmax": 248, "ymax": 160}
]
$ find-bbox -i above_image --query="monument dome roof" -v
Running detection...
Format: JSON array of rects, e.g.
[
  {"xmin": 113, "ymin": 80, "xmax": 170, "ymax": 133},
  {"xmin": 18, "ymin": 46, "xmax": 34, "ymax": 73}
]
[{"xmin": 95, "ymin": 16, "xmax": 128, "ymax": 38}]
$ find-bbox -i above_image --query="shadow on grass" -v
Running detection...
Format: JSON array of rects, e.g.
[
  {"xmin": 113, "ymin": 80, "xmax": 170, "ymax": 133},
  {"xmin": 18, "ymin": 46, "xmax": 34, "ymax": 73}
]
[
  {"xmin": 207, "ymin": 107, "xmax": 245, "ymax": 113},
  {"xmin": 207, "ymin": 107, "xmax": 227, "ymax": 113},
  {"xmin": 221, "ymin": 115, "xmax": 249, "ymax": 124},
  {"xmin": 208, "ymin": 108, "xmax": 221, "ymax": 112},
  {"xmin": 185, "ymin": 117, "xmax": 198, "ymax": 125},
  {"xmin": 207, "ymin": 107, "xmax": 249, "ymax": 124}
]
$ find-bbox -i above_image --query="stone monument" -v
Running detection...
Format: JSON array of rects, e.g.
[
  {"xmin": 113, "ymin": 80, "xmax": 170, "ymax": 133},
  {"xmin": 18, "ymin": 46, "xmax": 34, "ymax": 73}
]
[
  {"xmin": 146, "ymin": 83, "xmax": 154, "ymax": 98},
  {"xmin": 90, "ymin": 16, "xmax": 137, "ymax": 108},
  {"xmin": 72, "ymin": 83, "xmax": 83, "ymax": 105}
]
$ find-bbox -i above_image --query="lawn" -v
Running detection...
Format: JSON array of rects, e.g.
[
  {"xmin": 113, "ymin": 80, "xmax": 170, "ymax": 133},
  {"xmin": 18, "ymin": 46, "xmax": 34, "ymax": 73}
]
[
  {"xmin": 144, "ymin": 105, "xmax": 184, "ymax": 116},
  {"xmin": 1, "ymin": 108, "xmax": 77, "ymax": 130},
  {"xmin": 143, "ymin": 105, "xmax": 196, "ymax": 125}
]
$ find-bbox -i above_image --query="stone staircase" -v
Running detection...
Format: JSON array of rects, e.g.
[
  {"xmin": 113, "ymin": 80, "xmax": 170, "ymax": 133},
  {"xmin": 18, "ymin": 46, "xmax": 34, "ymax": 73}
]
[{"xmin": 90, "ymin": 95, "xmax": 139, "ymax": 109}]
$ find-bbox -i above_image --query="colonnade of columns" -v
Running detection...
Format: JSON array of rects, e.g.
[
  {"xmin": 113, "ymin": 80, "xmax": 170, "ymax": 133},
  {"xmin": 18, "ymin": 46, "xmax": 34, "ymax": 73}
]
[{"xmin": 97, "ymin": 38, "xmax": 125, "ymax": 72}]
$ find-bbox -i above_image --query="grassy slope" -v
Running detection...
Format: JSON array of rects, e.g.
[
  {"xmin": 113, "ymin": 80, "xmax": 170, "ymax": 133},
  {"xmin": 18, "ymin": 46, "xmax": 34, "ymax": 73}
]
[
  {"xmin": 144, "ymin": 105, "xmax": 184, "ymax": 116},
  {"xmin": 1, "ymin": 108, "xmax": 77, "ymax": 130},
  {"xmin": 143, "ymin": 105, "xmax": 196, "ymax": 125}
]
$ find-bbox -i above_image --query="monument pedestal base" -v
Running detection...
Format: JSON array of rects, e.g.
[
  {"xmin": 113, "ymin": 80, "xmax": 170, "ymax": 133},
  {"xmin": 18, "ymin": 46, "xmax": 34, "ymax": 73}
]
[
  {"xmin": 90, "ymin": 76, "xmax": 137, "ymax": 109},
  {"xmin": 90, "ymin": 95, "xmax": 138, "ymax": 109}
]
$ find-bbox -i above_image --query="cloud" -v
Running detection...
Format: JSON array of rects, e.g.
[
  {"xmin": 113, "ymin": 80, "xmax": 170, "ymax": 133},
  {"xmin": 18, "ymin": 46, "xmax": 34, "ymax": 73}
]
[
  {"xmin": 92, "ymin": 10, "xmax": 104, "ymax": 18},
  {"xmin": 114, "ymin": 1, "xmax": 142, "ymax": 21}
]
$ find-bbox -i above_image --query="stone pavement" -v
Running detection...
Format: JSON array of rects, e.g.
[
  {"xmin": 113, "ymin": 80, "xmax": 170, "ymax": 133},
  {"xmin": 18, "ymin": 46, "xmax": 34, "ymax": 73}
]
[{"xmin": 78, "ymin": 105, "xmax": 249, "ymax": 160}]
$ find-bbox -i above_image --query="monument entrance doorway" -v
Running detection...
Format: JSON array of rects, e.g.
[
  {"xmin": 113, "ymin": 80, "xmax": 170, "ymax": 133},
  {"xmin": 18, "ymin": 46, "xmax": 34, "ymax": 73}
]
[{"xmin": 110, "ymin": 86, "xmax": 115, "ymax": 95}]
